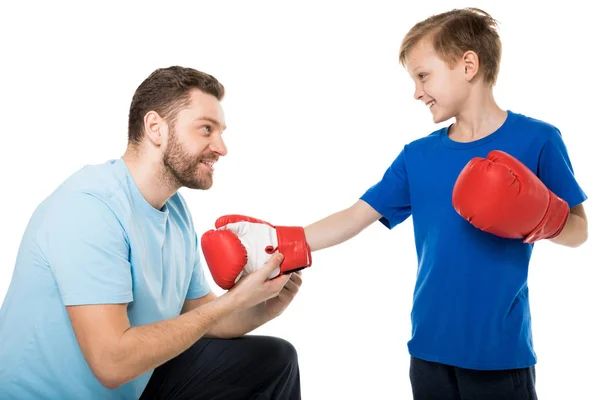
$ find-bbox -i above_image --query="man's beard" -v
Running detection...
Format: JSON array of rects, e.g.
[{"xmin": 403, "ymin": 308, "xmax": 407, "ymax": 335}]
[{"xmin": 162, "ymin": 128, "xmax": 213, "ymax": 190}]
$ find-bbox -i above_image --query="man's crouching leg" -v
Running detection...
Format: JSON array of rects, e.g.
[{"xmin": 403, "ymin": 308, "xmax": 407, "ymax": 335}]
[{"xmin": 140, "ymin": 335, "xmax": 301, "ymax": 400}]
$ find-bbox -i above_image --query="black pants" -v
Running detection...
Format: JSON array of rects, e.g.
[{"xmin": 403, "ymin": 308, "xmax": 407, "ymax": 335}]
[
  {"xmin": 410, "ymin": 356, "xmax": 537, "ymax": 400},
  {"xmin": 139, "ymin": 335, "xmax": 301, "ymax": 400}
]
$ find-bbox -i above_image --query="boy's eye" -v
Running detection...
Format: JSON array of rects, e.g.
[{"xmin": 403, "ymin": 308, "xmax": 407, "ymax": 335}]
[{"xmin": 418, "ymin": 73, "xmax": 427, "ymax": 80}]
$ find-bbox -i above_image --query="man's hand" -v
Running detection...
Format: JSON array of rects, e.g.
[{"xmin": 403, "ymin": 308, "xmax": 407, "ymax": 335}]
[
  {"xmin": 261, "ymin": 271, "xmax": 303, "ymax": 321},
  {"xmin": 227, "ymin": 253, "xmax": 293, "ymax": 310},
  {"xmin": 187, "ymin": 257, "xmax": 301, "ymax": 339}
]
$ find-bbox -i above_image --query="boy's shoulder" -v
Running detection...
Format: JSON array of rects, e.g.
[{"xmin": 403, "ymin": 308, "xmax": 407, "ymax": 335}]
[
  {"xmin": 404, "ymin": 110, "xmax": 561, "ymax": 151},
  {"xmin": 508, "ymin": 110, "xmax": 561, "ymax": 137},
  {"xmin": 406, "ymin": 126, "xmax": 447, "ymax": 148}
]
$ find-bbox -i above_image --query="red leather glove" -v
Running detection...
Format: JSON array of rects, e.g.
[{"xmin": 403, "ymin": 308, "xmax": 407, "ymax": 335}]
[
  {"xmin": 201, "ymin": 215, "xmax": 312, "ymax": 290},
  {"xmin": 452, "ymin": 150, "xmax": 569, "ymax": 243}
]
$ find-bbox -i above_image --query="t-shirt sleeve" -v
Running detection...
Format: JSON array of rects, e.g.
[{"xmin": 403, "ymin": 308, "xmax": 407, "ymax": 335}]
[
  {"xmin": 360, "ymin": 147, "xmax": 412, "ymax": 229},
  {"xmin": 185, "ymin": 232, "xmax": 213, "ymax": 300},
  {"xmin": 538, "ymin": 128, "xmax": 588, "ymax": 208},
  {"xmin": 38, "ymin": 192, "xmax": 133, "ymax": 306}
]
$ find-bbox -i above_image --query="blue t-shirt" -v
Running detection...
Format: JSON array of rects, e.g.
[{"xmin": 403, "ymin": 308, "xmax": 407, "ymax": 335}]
[
  {"xmin": 0, "ymin": 158, "xmax": 212, "ymax": 399},
  {"xmin": 360, "ymin": 110, "xmax": 587, "ymax": 370}
]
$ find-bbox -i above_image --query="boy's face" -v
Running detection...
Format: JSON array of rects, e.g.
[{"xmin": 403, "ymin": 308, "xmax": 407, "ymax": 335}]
[{"xmin": 405, "ymin": 38, "xmax": 470, "ymax": 124}]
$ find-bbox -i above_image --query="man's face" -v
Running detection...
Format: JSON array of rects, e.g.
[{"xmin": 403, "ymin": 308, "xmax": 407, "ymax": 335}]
[
  {"xmin": 405, "ymin": 39, "xmax": 470, "ymax": 124},
  {"xmin": 163, "ymin": 89, "xmax": 227, "ymax": 190}
]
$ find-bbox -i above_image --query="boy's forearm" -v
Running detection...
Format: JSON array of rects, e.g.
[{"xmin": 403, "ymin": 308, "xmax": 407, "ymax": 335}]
[
  {"xmin": 304, "ymin": 200, "xmax": 381, "ymax": 251},
  {"xmin": 550, "ymin": 210, "xmax": 588, "ymax": 247},
  {"xmin": 304, "ymin": 208, "xmax": 356, "ymax": 251},
  {"xmin": 105, "ymin": 293, "xmax": 239, "ymax": 388}
]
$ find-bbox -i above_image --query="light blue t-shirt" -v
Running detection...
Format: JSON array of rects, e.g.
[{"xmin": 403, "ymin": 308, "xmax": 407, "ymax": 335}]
[
  {"xmin": 0, "ymin": 158, "xmax": 212, "ymax": 399},
  {"xmin": 360, "ymin": 110, "xmax": 587, "ymax": 370}
]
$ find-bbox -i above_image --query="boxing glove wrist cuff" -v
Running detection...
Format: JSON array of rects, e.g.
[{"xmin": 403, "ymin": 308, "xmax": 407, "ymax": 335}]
[
  {"xmin": 524, "ymin": 191, "xmax": 570, "ymax": 243},
  {"xmin": 276, "ymin": 226, "xmax": 312, "ymax": 273}
]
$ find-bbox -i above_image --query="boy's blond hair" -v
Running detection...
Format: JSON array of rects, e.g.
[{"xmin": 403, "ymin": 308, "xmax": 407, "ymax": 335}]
[{"xmin": 399, "ymin": 8, "xmax": 502, "ymax": 86}]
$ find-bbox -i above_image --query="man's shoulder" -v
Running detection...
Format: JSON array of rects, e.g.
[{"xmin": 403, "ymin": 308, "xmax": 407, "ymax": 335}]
[
  {"xmin": 58, "ymin": 159, "xmax": 128, "ymax": 200},
  {"xmin": 37, "ymin": 159, "xmax": 129, "ymax": 227}
]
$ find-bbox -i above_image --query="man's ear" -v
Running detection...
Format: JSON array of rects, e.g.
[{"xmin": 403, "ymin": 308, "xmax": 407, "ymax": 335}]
[
  {"xmin": 462, "ymin": 50, "xmax": 479, "ymax": 82},
  {"xmin": 144, "ymin": 111, "xmax": 165, "ymax": 146}
]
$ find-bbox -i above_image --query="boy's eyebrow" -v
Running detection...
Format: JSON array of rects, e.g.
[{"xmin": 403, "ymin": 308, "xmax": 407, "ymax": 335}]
[{"xmin": 407, "ymin": 65, "xmax": 423, "ymax": 77}]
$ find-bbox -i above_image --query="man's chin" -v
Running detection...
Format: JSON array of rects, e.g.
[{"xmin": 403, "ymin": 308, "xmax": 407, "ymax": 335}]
[{"xmin": 189, "ymin": 177, "xmax": 213, "ymax": 190}]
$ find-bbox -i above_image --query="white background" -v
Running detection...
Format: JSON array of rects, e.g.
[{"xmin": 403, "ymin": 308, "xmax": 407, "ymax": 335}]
[{"xmin": 1, "ymin": 1, "xmax": 598, "ymax": 398}]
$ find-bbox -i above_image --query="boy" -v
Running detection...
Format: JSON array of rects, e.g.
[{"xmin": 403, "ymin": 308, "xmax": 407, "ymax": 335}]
[{"xmin": 201, "ymin": 8, "xmax": 588, "ymax": 399}]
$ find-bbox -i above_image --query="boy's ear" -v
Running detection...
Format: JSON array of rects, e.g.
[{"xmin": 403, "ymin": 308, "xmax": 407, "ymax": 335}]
[{"xmin": 462, "ymin": 50, "xmax": 479, "ymax": 81}]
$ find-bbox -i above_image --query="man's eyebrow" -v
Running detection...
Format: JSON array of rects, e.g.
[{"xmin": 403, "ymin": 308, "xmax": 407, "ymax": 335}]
[{"xmin": 196, "ymin": 117, "xmax": 226, "ymax": 130}]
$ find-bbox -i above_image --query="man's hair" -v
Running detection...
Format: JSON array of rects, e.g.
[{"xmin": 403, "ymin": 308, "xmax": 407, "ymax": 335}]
[
  {"xmin": 399, "ymin": 8, "xmax": 502, "ymax": 86},
  {"xmin": 127, "ymin": 66, "xmax": 225, "ymax": 144}
]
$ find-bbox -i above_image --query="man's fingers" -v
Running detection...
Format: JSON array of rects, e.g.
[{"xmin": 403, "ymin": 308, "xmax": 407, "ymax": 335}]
[
  {"xmin": 284, "ymin": 283, "xmax": 300, "ymax": 295},
  {"xmin": 259, "ymin": 253, "xmax": 284, "ymax": 277},
  {"xmin": 269, "ymin": 272, "xmax": 291, "ymax": 288},
  {"xmin": 289, "ymin": 272, "xmax": 302, "ymax": 286},
  {"xmin": 282, "ymin": 277, "xmax": 301, "ymax": 294}
]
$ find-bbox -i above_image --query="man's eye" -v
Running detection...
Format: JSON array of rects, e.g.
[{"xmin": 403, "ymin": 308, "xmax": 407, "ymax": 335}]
[{"xmin": 201, "ymin": 125, "xmax": 211, "ymax": 133}]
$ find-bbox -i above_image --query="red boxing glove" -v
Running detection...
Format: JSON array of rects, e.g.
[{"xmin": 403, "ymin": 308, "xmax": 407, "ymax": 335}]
[
  {"xmin": 452, "ymin": 150, "xmax": 570, "ymax": 243},
  {"xmin": 200, "ymin": 215, "xmax": 312, "ymax": 290}
]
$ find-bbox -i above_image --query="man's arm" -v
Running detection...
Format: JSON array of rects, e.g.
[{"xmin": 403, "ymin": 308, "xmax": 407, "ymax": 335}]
[
  {"xmin": 183, "ymin": 271, "xmax": 303, "ymax": 339},
  {"xmin": 67, "ymin": 254, "xmax": 289, "ymax": 390},
  {"xmin": 550, "ymin": 204, "xmax": 588, "ymax": 247},
  {"xmin": 67, "ymin": 295, "xmax": 236, "ymax": 389},
  {"xmin": 182, "ymin": 292, "xmax": 263, "ymax": 339}
]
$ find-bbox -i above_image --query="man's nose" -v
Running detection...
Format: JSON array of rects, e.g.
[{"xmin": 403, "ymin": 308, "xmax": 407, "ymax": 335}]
[{"xmin": 211, "ymin": 133, "xmax": 227, "ymax": 156}]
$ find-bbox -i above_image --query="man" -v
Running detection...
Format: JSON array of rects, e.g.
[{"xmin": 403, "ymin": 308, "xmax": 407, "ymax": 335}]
[{"xmin": 0, "ymin": 66, "xmax": 303, "ymax": 399}]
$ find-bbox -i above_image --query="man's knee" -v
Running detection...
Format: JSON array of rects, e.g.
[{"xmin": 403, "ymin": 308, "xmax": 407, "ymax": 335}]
[
  {"xmin": 257, "ymin": 336, "xmax": 299, "ymax": 369},
  {"xmin": 273, "ymin": 337, "xmax": 298, "ymax": 364}
]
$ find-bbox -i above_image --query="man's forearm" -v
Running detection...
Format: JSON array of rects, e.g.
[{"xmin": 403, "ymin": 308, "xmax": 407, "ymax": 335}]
[
  {"xmin": 205, "ymin": 303, "xmax": 267, "ymax": 339},
  {"xmin": 104, "ymin": 294, "xmax": 238, "ymax": 388}
]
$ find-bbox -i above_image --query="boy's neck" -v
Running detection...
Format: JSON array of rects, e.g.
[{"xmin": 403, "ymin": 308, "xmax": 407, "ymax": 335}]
[{"xmin": 448, "ymin": 86, "xmax": 507, "ymax": 143}]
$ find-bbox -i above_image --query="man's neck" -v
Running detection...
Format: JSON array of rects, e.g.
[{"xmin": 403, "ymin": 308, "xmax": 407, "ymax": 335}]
[
  {"xmin": 122, "ymin": 148, "xmax": 179, "ymax": 210},
  {"xmin": 449, "ymin": 86, "xmax": 507, "ymax": 143}
]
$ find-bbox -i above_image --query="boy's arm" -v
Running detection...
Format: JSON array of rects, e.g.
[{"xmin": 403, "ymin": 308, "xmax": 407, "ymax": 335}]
[
  {"xmin": 304, "ymin": 148, "xmax": 412, "ymax": 251},
  {"xmin": 550, "ymin": 204, "xmax": 588, "ymax": 247},
  {"xmin": 536, "ymin": 127, "xmax": 588, "ymax": 247},
  {"xmin": 201, "ymin": 203, "xmax": 381, "ymax": 290},
  {"xmin": 202, "ymin": 149, "xmax": 411, "ymax": 289},
  {"xmin": 303, "ymin": 200, "xmax": 382, "ymax": 251}
]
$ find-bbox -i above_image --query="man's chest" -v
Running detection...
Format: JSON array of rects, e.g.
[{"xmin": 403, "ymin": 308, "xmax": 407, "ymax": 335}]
[{"xmin": 127, "ymin": 218, "xmax": 194, "ymax": 305}]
